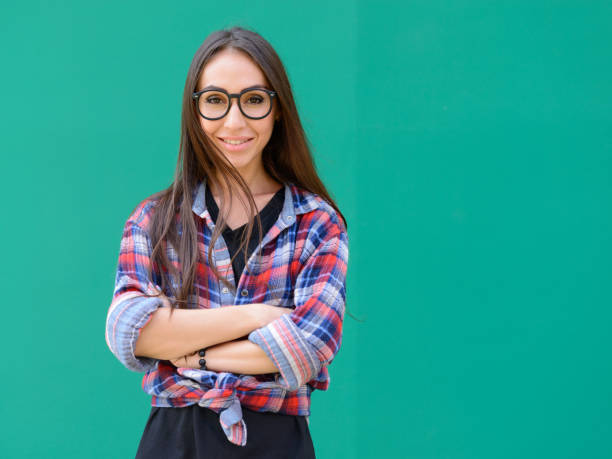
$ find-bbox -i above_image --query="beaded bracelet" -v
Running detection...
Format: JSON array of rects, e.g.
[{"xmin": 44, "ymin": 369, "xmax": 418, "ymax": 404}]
[{"xmin": 198, "ymin": 348, "xmax": 207, "ymax": 371}]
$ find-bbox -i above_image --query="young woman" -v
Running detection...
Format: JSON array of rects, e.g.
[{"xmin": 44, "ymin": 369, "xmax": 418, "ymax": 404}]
[{"xmin": 105, "ymin": 26, "xmax": 349, "ymax": 458}]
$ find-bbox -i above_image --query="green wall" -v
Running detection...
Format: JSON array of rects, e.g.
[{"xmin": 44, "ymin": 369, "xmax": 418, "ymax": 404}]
[{"xmin": 2, "ymin": 1, "xmax": 611, "ymax": 458}]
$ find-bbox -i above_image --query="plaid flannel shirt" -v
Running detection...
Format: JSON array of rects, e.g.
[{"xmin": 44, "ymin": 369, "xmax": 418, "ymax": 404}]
[{"xmin": 105, "ymin": 179, "xmax": 349, "ymax": 445}]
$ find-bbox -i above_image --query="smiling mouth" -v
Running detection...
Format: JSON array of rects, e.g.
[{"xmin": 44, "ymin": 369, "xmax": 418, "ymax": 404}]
[{"xmin": 219, "ymin": 137, "xmax": 254, "ymax": 145}]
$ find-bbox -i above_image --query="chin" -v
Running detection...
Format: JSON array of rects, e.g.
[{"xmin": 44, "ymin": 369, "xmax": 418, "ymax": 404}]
[{"xmin": 223, "ymin": 152, "xmax": 259, "ymax": 170}]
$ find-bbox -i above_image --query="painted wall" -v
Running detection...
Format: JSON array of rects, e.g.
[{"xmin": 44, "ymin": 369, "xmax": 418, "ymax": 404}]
[{"xmin": 2, "ymin": 1, "xmax": 611, "ymax": 457}]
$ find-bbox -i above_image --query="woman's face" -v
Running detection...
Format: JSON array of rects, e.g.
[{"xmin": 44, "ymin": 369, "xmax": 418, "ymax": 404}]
[{"xmin": 196, "ymin": 48, "xmax": 277, "ymax": 175}]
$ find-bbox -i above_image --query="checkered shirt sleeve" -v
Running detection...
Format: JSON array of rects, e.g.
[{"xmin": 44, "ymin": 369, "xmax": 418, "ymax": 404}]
[
  {"xmin": 105, "ymin": 208, "xmax": 164, "ymax": 372},
  {"xmin": 248, "ymin": 226, "xmax": 349, "ymax": 390}
]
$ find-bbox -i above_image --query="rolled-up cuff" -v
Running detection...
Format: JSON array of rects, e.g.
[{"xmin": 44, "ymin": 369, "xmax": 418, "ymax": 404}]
[
  {"xmin": 106, "ymin": 294, "xmax": 162, "ymax": 372},
  {"xmin": 248, "ymin": 314, "xmax": 321, "ymax": 391}
]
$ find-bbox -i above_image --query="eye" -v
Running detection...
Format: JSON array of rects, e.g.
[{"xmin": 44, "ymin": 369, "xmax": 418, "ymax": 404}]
[
  {"xmin": 246, "ymin": 95, "xmax": 264, "ymax": 105},
  {"xmin": 206, "ymin": 96, "xmax": 224, "ymax": 104}
]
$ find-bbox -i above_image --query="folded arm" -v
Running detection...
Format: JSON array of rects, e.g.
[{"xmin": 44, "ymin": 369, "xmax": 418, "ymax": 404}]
[
  {"xmin": 171, "ymin": 339, "xmax": 279, "ymax": 374},
  {"xmin": 105, "ymin": 214, "xmax": 288, "ymax": 372},
  {"xmin": 169, "ymin": 228, "xmax": 349, "ymax": 381},
  {"xmin": 247, "ymin": 228, "xmax": 349, "ymax": 390}
]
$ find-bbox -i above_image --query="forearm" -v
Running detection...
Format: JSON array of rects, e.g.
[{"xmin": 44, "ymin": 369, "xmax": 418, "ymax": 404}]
[
  {"xmin": 205, "ymin": 339, "xmax": 279, "ymax": 374},
  {"xmin": 134, "ymin": 305, "xmax": 261, "ymax": 360}
]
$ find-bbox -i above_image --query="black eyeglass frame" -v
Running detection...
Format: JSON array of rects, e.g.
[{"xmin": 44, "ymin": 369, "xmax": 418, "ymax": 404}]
[{"xmin": 192, "ymin": 86, "xmax": 278, "ymax": 120}]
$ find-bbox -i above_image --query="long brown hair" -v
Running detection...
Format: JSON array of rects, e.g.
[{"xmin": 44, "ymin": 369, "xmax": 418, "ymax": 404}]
[{"xmin": 144, "ymin": 26, "xmax": 347, "ymax": 308}]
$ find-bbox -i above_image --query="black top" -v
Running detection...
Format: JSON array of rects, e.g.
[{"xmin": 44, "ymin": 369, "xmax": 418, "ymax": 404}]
[{"xmin": 205, "ymin": 184, "xmax": 285, "ymax": 287}]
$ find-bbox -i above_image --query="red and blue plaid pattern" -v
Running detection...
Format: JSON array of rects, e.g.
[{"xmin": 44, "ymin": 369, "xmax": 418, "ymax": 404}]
[{"xmin": 105, "ymin": 179, "xmax": 349, "ymax": 445}]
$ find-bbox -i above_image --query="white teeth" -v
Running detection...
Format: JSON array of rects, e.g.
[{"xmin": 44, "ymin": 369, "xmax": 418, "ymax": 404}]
[{"xmin": 222, "ymin": 139, "xmax": 250, "ymax": 145}]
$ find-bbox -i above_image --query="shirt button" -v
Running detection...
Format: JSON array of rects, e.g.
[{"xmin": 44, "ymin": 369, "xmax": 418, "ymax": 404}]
[
  {"xmin": 287, "ymin": 215, "xmax": 293, "ymax": 221},
  {"xmin": 241, "ymin": 289, "xmax": 249, "ymax": 297},
  {"xmin": 221, "ymin": 287, "xmax": 229, "ymax": 294}
]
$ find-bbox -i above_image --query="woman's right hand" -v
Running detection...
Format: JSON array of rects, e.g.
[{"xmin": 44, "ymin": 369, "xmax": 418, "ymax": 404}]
[{"xmin": 249, "ymin": 303, "xmax": 293, "ymax": 328}]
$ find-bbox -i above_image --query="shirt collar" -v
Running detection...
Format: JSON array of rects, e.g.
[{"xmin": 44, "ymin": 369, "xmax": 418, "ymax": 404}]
[{"xmin": 191, "ymin": 178, "xmax": 319, "ymax": 222}]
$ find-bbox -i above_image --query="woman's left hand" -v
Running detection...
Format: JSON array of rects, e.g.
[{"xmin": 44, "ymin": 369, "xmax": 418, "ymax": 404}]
[{"xmin": 170, "ymin": 350, "xmax": 204, "ymax": 369}]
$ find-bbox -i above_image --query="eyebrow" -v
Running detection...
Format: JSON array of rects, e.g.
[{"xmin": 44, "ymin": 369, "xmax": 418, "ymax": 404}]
[{"xmin": 200, "ymin": 84, "xmax": 270, "ymax": 92}]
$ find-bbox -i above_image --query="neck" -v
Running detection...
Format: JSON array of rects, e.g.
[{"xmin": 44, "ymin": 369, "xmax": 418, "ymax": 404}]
[{"xmin": 211, "ymin": 163, "xmax": 279, "ymax": 198}]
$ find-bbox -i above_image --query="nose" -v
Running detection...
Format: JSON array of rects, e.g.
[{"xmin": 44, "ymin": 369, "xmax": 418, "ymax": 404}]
[{"xmin": 223, "ymin": 98, "xmax": 247, "ymax": 128}]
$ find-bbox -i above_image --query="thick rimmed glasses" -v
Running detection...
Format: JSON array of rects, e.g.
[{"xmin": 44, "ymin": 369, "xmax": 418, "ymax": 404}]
[{"xmin": 192, "ymin": 86, "xmax": 277, "ymax": 120}]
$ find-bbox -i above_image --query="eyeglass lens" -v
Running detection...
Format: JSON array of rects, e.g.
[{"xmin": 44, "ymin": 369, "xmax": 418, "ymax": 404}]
[{"xmin": 198, "ymin": 90, "xmax": 271, "ymax": 119}]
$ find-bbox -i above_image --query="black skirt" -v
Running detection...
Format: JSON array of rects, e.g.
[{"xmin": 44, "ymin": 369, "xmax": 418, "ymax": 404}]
[{"xmin": 134, "ymin": 404, "xmax": 316, "ymax": 459}]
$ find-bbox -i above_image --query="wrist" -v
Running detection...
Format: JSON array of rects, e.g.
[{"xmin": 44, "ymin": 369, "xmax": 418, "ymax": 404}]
[
  {"xmin": 197, "ymin": 347, "xmax": 207, "ymax": 371},
  {"xmin": 203, "ymin": 342, "xmax": 223, "ymax": 372}
]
